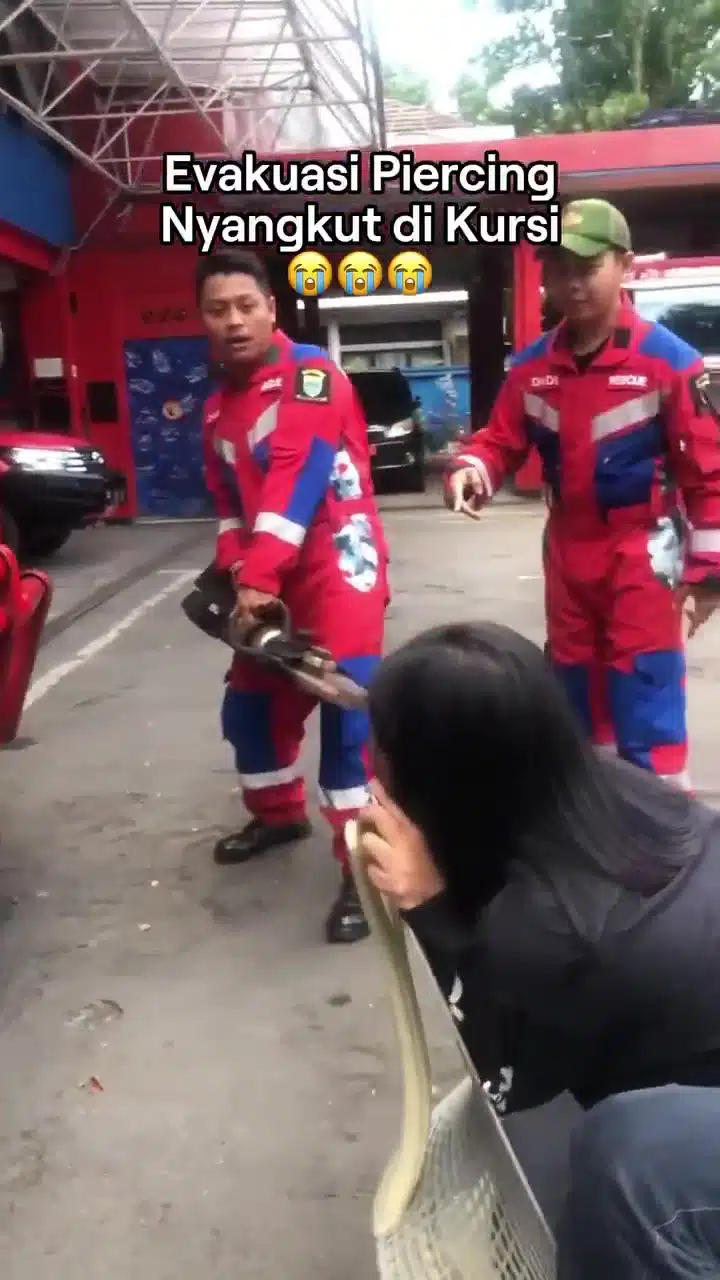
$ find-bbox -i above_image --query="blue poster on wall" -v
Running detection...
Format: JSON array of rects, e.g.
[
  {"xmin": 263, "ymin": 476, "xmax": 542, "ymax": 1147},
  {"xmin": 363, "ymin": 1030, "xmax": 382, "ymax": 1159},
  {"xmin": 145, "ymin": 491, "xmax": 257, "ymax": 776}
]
[
  {"xmin": 405, "ymin": 367, "xmax": 471, "ymax": 455},
  {"xmin": 124, "ymin": 336, "xmax": 214, "ymax": 518}
]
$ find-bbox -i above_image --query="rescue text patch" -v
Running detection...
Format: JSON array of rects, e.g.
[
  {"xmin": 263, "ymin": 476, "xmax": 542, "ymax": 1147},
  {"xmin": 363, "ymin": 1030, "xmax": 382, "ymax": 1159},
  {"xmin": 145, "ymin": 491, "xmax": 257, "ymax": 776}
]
[
  {"xmin": 608, "ymin": 374, "xmax": 647, "ymax": 388},
  {"xmin": 294, "ymin": 366, "xmax": 330, "ymax": 403}
]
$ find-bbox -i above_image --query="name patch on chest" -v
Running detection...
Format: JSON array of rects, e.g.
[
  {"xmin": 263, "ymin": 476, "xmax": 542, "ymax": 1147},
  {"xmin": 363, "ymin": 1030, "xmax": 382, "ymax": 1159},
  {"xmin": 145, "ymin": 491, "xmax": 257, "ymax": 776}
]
[
  {"xmin": 608, "ymin": 374, "xmax": 648, "ymax": 388},
  {"xmin": 530, "ymin": 375, "xmax": 558, "ymax": 389},
  {"xmin": 294, "ymin": 366, "xmax": 331, "ymax": 403},
  {"xmin": 260, "ymin": 377, "xmax": 282, "ymax": 393}
]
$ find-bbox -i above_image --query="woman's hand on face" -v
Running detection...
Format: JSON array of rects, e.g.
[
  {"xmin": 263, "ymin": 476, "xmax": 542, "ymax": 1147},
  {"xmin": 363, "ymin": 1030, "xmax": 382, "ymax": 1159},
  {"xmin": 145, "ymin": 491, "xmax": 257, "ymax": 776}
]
[{"xmin": 359, "ymin": 780, "xmax": 445, "ymax": 911}]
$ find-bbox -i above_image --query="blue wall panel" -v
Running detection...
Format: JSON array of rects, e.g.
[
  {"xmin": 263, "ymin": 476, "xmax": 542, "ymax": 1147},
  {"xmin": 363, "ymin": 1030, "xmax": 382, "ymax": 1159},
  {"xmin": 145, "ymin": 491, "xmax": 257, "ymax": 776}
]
[
  {"xmin": 125, "ymin": 336, "xmax": 215, "ymax": 518},
  {"xmin": 405, "ymin": 366, "xmax": 471, "ymax": 454},
  {"xmin": 0, "ymin": 113, "xmax": 74, "ymax": 246}
]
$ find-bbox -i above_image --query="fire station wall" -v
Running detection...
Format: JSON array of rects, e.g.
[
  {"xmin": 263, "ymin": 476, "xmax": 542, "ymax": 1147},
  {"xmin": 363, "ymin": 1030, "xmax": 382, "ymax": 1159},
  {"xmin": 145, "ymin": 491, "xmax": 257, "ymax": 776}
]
[
  {"xmin": 25, "ymin": 229, "xmax": 299, "ymax": 519},
  {"xmin": 64, "ymin": 243, "xmax": 203, "ymax": 518},
  {"xmin": 19, "ymin": 270, "xmax": 81, "ymax": 435}
]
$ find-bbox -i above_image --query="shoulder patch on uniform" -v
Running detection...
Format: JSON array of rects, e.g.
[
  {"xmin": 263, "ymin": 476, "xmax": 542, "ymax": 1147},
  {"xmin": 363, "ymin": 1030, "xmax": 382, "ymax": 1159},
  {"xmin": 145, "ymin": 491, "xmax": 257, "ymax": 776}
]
[
  {"xmin": 509, "ymin": 332, "xmax": 552, "ymax": 369},
  {"xmin": 689, "ymin": 371, "xmax": 720, "ymax": 423},
  {"xmin": 294, "ymin": 365, "xmax": 331, "ymax": 403}
]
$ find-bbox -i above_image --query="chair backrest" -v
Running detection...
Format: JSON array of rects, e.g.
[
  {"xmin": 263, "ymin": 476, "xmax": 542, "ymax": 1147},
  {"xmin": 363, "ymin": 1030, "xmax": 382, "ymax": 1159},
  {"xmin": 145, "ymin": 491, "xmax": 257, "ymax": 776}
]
[
  {"xmin": 347, "ymin": 817, "xmax": 555, "ymax": 1258},
  {"xmin": 0, "ymin": 543, "xmax": 23, "ymax": 715},
  {"xmin": 0, "ymin": 566, "xmax": 53, "ymax": 745}
]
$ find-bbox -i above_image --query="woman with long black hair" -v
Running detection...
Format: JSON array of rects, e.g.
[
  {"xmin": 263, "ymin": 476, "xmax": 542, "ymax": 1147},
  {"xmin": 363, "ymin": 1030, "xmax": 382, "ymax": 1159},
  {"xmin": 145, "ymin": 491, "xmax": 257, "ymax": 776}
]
[{"xmin": 359, "ymin": 620, "xmax": 720, "ymax": 1279}]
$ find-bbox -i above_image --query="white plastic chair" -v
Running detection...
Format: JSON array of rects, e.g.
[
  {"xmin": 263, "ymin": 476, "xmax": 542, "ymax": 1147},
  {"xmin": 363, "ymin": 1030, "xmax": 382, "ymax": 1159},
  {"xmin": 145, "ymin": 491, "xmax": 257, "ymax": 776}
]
[{"xmin": 346, "ymin": 819, "xmax": 556, "ymax": 1279}]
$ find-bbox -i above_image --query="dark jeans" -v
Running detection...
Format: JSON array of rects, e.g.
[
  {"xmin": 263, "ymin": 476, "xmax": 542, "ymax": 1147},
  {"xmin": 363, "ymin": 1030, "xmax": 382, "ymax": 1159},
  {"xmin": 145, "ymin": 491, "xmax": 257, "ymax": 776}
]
[{"xmin": 559, "ymin": 1086, "xmax": 720, "ymax": 1278}]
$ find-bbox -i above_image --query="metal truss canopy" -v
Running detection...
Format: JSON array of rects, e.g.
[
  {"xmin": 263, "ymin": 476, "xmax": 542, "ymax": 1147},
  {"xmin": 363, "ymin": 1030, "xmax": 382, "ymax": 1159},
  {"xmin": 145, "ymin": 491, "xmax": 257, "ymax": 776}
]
[{"xmin": 0, "ymin": 0, "xmax": 384, "ymax": 192}]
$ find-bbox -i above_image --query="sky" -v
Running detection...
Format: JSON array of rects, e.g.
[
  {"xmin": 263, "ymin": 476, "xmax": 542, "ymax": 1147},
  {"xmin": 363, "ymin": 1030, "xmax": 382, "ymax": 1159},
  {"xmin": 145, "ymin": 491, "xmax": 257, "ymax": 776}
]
[
  {"xmin": 370, "ymin": 0, "xmax": 549, "ymax": 111},
  {"xmin": 370, "ymin": 0, "xmax": 505, "ymax": 109}
]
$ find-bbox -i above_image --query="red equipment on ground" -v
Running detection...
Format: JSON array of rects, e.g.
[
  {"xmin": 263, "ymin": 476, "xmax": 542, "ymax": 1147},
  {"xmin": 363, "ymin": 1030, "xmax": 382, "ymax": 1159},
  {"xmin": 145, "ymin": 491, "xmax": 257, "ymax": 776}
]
[{"xmin": 0, "ymin": 539, "xmax": 52, "ymax": 745}]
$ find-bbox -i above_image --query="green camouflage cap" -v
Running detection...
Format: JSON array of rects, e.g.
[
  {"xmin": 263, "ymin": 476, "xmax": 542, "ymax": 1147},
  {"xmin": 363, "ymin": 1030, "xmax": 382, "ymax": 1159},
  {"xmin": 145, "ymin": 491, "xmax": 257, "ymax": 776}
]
[{"xmin": 560, "ymin": 199, "xmax": 632, "ymax": 257}]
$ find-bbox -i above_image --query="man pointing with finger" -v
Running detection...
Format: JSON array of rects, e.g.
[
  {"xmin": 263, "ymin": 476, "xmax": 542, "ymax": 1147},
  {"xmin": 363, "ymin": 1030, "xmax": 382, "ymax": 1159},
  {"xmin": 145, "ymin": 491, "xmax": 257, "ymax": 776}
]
[{"xmin": 447, "ymin": 199, "xmax": 720, "ymax": 786}]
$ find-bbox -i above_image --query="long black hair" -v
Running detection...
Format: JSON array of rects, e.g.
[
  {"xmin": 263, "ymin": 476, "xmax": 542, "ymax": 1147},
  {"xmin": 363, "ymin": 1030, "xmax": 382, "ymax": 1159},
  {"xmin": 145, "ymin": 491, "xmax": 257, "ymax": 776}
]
[{"xmin": 369, "ymin": 622, "xmax": 699, "ymax": 919}]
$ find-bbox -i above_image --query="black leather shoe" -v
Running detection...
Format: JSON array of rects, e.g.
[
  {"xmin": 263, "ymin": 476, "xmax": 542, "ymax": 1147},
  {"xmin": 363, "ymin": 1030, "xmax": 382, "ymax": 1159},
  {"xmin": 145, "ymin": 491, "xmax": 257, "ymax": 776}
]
[
  {"xmin": 325, "ymin": 869, "xmax": 370, "ymax": 944},
  {"xmin": 214, "ymin": 817, "xmax": 311, "ymax": 865}
]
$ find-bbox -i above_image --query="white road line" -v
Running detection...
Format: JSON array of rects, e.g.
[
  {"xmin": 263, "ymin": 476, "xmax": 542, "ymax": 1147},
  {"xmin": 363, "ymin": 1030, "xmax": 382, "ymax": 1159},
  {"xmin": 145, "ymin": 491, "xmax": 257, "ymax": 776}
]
[
  {"xmin": 387, "ymin": 508, "xmax": 543, "ymax": 522},
  {"xmin": 156, "ymin": 568, "xmax": 202, "ymax": 575},
  {"xmin": 26, "ymin": 570, "xmax": 196, "ymax": 709}
]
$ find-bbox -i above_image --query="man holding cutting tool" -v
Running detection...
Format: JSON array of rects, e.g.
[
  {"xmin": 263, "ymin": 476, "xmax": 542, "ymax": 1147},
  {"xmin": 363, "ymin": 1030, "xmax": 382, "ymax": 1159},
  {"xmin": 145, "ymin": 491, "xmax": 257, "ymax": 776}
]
[
  {"xmin": 447, "ymin": 200, "xmax": 720, "ymax": 786},
  {"xmin": 198, "ymin": 250, "xmax": 388, "ymax": 944}
]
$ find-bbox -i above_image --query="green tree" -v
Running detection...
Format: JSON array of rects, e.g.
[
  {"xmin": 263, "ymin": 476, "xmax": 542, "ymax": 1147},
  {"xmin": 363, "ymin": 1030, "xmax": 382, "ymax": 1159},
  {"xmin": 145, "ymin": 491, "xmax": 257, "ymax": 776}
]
[
  {"xmin": 454, "ymin": 0, "xmax": 720, "ymax": 134},
  {"xmin": 382, "ymin": 64, "xmax": 433, "ymax": 106}
]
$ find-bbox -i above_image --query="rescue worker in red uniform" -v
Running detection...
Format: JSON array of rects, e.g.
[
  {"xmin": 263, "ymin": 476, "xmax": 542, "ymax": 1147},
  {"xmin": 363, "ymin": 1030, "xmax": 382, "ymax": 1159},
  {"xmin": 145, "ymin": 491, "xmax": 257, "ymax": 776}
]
[
  {"xmin": 541, "ymin": 522, "xmax": 616, "ymax": 752},
  {"xmin": 448, "ymin": 200, "xmax": 720, "ymax": 786},
  {"xmin": 198, "ymin": 250, "xmax": 388, "ymax": 944}
]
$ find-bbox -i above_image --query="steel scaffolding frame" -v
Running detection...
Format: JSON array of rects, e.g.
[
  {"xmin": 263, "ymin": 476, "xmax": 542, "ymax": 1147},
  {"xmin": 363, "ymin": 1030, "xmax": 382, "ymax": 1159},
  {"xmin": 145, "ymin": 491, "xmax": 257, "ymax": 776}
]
[{"xmin": 0, "ymin": 0, "xmax": 385, "ymax": 191}]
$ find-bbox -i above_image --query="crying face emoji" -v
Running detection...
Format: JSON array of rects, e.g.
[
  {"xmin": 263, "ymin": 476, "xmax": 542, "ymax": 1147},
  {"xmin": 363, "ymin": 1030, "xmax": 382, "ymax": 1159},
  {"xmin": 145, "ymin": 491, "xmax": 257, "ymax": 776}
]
[
  {"xmin": 388, "ymin": 251, "xmax": 433, "ymax": 296},
  {"xmin": 287, "ymin": 251, "xmax": 333, "ymax": 297},
  {"xmin": 337, "ymin": 252, "xmax": 383, "ymax": 297}
]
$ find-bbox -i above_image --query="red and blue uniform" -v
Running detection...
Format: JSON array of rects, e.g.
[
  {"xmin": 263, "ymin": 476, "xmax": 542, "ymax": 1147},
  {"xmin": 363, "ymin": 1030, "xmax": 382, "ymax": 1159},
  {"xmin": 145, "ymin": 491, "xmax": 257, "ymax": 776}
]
[
  {"xmin": 453, "ymin": 303, "xmax": 720, "ymax": 785},
  {"xmin": 203, "ymin": 330, "xmax": 388, "ymax": 861}
]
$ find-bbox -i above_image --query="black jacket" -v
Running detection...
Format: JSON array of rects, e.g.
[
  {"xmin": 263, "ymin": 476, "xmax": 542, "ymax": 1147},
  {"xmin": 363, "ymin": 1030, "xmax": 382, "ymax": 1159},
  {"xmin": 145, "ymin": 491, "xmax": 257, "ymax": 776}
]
[{"xmin": 404, "ymin": 770, "xmax": 720, "ymax": 1115}]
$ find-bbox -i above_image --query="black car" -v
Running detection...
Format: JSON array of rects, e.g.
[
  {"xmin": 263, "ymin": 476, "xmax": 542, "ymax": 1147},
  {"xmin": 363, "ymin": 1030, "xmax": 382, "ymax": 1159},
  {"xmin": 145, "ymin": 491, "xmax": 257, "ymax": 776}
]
[
  {"xmin": 350, "ymin": 369, "xmax": 426, "ymax": 493},
  {"xmin": 0, "ymin": 427, "xmax": 127, "ymax": 559}
]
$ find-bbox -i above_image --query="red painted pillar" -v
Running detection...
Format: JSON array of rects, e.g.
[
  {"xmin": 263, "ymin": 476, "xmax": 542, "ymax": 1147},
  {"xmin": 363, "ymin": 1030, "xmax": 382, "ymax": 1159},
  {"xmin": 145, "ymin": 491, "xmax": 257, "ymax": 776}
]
[
  {"xmin": 512, "ymin": 243, "xmax": 543, "ymax": 495},
  {"xmin": 468, "ymin": 272, "xmax": 485, "ymax": 427},
  {"xmin": 512, "ymin": 241, "xmax": 543, "ymax": 347}
]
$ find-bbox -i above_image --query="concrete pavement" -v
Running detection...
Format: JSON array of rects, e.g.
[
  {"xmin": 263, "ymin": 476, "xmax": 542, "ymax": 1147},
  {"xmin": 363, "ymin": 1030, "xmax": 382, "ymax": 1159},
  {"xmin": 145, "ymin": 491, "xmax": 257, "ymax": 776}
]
[
  {"xmin": 39, "ymin": 522, "xmax": 213, "ymax": 641},
  {"xmin": 1, "ymin": 501, "xmax": 718, "ymax": 1278},
  {"xmin": 38, "ymin": 485, "xmax": 460, "ymax": 642}
]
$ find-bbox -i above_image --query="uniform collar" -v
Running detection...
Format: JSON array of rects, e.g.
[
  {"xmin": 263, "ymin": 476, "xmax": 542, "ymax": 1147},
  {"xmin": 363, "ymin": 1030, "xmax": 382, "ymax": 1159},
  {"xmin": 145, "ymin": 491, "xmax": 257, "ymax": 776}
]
[
  {"xmin": 220, "ymin": 329, "xmax": 290, "ymax": 390},
  {"xmin": 263, "ymin": 329, "xmax": 290, "ymax": 365},
  {"xmin": 548, "ymin": 296, "xmax": 638, "ymax": 371},
  {"xmin": 248, "ymin": 329, "xmax": 289, "ymax": 379}
]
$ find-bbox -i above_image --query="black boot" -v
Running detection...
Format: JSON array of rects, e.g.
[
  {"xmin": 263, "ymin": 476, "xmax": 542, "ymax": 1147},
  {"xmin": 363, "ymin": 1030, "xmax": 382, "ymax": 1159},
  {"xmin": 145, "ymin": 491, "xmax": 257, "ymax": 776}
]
[
  {"xmin": 214, "ymin": 816, "xmax": 311, "ymax": 865},
  {"xmin": 325, "ymin": 868, "xmax": 370, "ymax": 944}
]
